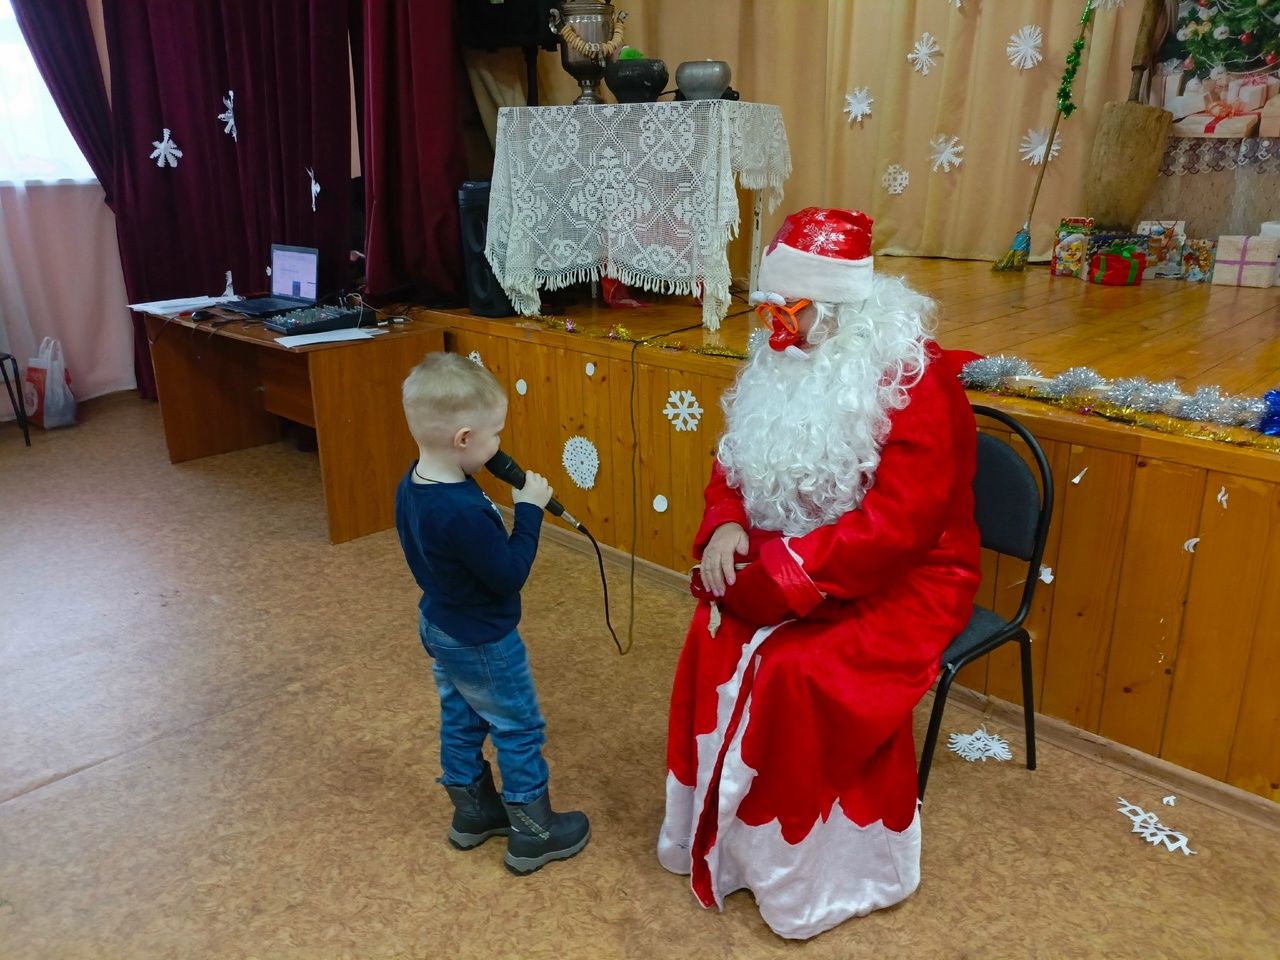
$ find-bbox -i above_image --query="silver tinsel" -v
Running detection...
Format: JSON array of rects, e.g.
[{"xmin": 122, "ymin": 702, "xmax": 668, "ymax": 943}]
[
  {"xmin": 1231, "ymin": 396, "xmax": 1267, "ymax": 430},
  {"xmin": 1176, "ymin": 386, "xmax": 1237, "ymax": 425},
  {"xmin": 1041, "ymin": 366, "xmax": 1107, "ymax": 400},
  {"xmin": 1133, "ymin": 380, "xmax": 1184, "ymax": 415},
  {"xmin": 746, "ymin": 328, "xmax": 770, "ymax": 356},
  {"xmin": 960, "ymin": 355, "xmax": 1040, "ymax": 390}
]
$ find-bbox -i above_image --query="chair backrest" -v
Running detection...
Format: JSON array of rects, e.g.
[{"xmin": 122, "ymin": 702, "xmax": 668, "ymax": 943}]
[{"xmin": 971, "ymin": 405, "xmax": 1054, "ymax": 629}]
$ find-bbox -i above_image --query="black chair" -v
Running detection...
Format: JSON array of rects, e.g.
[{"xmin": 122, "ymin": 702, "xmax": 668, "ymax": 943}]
[
  {"xmin": 1, "ymin": 352, "xmax": 31, "ymax": 447},
  {"xmin": 917, "ymin": 405, "xmax": 1053, "ymax": 802}
]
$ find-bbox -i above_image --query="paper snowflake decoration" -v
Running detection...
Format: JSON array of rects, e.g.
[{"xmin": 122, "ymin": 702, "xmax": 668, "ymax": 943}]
[
  {"xmin": 946, "ymin": 0, "xmax": 961, "ymax": 7},
  {"xmin": 947, "ymin": 726, "xmax": 1013, "ymax": 762},
  {"xmin": 1019, "ymin": 127, "xmax": 1062, "ymax": 166},
  {"xmin": 929, "ymin": 134, "xmax": 964, "ymax": 173},
  {"xmin": 663, "ymin": 389, "xmax": 703, "ymax": 432},
  {"xmin": 843, "ymin": 86, "xmax": 874, "ymax": 125},
  {"xmin": 149, "ymin": 128, "xmax": 183, "ymax": 168},
  {"xmin": 1116, "ymin": 798, "xmax": 1196, "ymax": 855},
  {"xmin": 908, "ymin": 32, "xmax": 942, "ymax": 76},
  {"xmin": 218, "ymin": 90, "xmax": 237, "ymax": 142},
  {"xmin": 882, "ymin": 164, "xmax": 909, "ymax": 195},
  {"xmin": 1007, "ymin": 25, "xmax": 1044, "ymax": 70},
  {"xmin": 562, "ymin": 436, "xmax": 600, "ymax": 490},
  {"xmin": 467, "ymin": 351, "xmax": 484, "ymax": 366},
  {"xmin": 307, "ymin": 166, "xmax": 321, "ymax": 213}
]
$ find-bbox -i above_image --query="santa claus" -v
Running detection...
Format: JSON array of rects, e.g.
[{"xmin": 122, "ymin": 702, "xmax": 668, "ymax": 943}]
[{"xmin": 658, "ymin": 207, "xmax": 982, "ymax": 939}]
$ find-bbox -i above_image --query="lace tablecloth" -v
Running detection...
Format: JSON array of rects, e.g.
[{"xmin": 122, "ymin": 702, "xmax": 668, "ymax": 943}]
[{"xmin": 485, "ymin": 100, "xmax": 791, "ymax": 329}]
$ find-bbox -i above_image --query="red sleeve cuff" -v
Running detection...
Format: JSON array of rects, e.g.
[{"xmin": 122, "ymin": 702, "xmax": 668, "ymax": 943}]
[{"xmin": 758, "ymin": 538, "xmax": 824, "ymax": 618}]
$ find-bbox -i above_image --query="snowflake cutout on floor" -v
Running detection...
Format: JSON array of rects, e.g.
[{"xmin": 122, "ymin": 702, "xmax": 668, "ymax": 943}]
[
  {"xmin": 1116, "ymin": 798, "xmax": 1196, "ymax": 855},
  {"xmin": 1019, "ymin": 127, "xmax": 1062, "ymax": 166},
  {"xmin": 217, "ymin": 90, "xmax": 237, "ymax": 142},
  {"xmin": 1007, "ymin": 25, "xmax": 1044, "ymax": 70},
  {"xmin": 563, "ymin": 436, "xmax": 600, "ymax": 490},
  {"xmin": 149, "ymin": 128, "xmax": 183, "ymax": 168},
  {"xmin": 467, "ymin": 351, "xmax": 484, "ymax": 366},
  {"xmin": 929, "ymin": 134, "xmax": 964, "ymax": 173},
  {"xmin": 947, "ymin": 726, "xmax": 1013, "ymax": 762},
  {"xmin": 843, "ymin": 86, "xmax": 874, "ymax": 125},
  {"xmin": 908, "ymin": 32, "xmax": 942, "ymax": 76},
  {"xmin": 663, "ymin": 389, "xmax": 704, "ymax": 432},
  {"xmin": 882, "ymin": 164, "xmax": 909, "ymax": 195},
  {"xmin": 307, "ymin": 166, "xmax": 320, "ymax": 213}
]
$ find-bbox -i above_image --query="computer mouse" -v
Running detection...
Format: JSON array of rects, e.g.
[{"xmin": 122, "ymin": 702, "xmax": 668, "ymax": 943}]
[{"xmin": 191, "ymin": 309, "xmax": 214, "ymax": 321}]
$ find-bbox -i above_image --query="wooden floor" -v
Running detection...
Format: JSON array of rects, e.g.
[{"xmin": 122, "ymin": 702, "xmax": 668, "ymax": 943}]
[{"xmin": 496, "ymin": 258, "xmax": 1280, "ymax": 395}]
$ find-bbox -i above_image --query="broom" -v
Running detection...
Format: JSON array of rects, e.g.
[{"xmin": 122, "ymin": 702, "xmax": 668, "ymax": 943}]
[{"xmin": 994, "ymin": 0, "xmax": 1096, "ymax": 272}]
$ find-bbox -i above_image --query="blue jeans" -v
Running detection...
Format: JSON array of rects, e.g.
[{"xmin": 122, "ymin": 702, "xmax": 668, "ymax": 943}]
[{"xmin": 419, "ymin": 613, "xmax": 550, "ymax": 805}]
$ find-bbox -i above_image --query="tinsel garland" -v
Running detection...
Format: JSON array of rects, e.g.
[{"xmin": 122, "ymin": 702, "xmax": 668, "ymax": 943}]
[{"xmin": 962, "ymin": 354, "xmax": 1280, "ymax": 454}]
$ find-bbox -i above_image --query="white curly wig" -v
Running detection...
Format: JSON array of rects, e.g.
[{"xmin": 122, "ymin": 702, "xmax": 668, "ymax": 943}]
[{"xmin": 718, "ymin": 273, "xmax": 935, "ymax": 537}]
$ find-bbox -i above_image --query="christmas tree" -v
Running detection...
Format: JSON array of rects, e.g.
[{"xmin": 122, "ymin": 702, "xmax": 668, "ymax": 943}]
[{"xmin": 1174, "ymin": 0, "xmax": 1280, "ymax": 75}]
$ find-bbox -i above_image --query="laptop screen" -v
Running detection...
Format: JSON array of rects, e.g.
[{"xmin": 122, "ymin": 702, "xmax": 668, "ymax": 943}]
[{"xmin": 270, "ymin": 244, "xmax": 319, "ymax": 299}]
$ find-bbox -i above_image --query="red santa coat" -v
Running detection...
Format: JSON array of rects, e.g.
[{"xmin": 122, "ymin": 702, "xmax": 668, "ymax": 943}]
[{"xmin": 658, "ymin": 349, "xmax": 981, "ymax": 940}]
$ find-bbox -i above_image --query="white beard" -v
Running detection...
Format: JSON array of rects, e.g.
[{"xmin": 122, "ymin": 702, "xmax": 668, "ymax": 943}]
[{"xmin": 718, "ymin": 275, "xmax": 934, "ymax": 537}]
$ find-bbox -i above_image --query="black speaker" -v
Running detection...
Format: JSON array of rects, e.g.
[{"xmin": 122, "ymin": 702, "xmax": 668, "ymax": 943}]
[
  {"xmin": 457, "ymin": 0, "xmax": 558, "ymax": 51},
  {"xmin": 458, "ymin": 181, "xmax": 516, "ymax": 318}
]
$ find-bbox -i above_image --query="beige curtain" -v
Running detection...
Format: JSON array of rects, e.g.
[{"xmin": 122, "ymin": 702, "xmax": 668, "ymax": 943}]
[{"xmin": 465, "ymin": 0, "xmax": 1146, "ymax": 262}]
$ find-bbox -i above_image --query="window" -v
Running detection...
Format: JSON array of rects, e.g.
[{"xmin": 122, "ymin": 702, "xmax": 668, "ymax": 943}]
[{"xmin": 0, "ymin": 1, "xmax": 96, "ymax": 181}]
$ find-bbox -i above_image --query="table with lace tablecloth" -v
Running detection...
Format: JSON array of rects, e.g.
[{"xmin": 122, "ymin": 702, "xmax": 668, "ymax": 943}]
[
  {"xmin": 1140, "ymin": 137, "xmax": 1280, "ymax": 238},
  {"xmin": 485, "ymin": 100, "xmax": 792, "ymax": 330}
]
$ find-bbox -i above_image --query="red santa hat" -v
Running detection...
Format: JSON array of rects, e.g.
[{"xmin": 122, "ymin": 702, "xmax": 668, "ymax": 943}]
[{"xmin": 755, "ymin": 207, "xmax": 874, "ymax": 305}]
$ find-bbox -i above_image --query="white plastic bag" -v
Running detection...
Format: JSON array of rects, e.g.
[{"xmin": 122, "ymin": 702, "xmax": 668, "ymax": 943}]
[{"xmin": 23, "ymin": 337, "xmax": 77, "ymax": 429}]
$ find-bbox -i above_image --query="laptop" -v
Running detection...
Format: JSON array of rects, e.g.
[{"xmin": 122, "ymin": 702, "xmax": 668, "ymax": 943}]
[{"xmin": 227, "ymin": 244, "xmax": 320, "ymax": 317}]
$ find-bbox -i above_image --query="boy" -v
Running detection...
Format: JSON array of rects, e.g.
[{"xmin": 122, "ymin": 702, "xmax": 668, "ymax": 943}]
[{"xmin": 395, "ymin": 351, "xmax": 590, "ymax": 875}]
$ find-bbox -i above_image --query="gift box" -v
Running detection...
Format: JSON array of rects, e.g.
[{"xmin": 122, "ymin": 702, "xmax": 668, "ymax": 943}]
[
  {"xmin": 1052, "ymin": 217, "xmax": 1093, "ymax": 278},
  {"xmin": 1182, "ymin": 239, "xmax": 1216, "ymax": 283},
  {"xmin": 1260, "ymin": 98, "xmax": 1280, "ymax": 138},
  {"xmin": 1173, "ymin": 111, "xmax": 1260, "ymax": 138},
  {"xmin": 1088, "ymin": 243, "xmax": 1147, "ymax": 286},
  {"xmin": 1211, "ymin": 235, "xmax": 1280, "ymax": 289},
  {"xmin": 1261, "ymin": 222, "xmax": 1280, "ymax": 284},
  {"xmin": 1137, "ymin": 220, "xmax": 1186, "ymax": 279},
  {"xmin": 1087, "ymin": 232, "xmax": 1148, "ymax": 264}
]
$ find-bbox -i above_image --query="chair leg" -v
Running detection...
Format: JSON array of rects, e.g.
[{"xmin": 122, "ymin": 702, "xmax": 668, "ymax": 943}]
[
  {"xmin": 918, "ymin": 666, "xmax": 957, "ymax": 803},
  {"xmin": 1, "ymin": 356, "xmax": 31, "ymax": 447},
  {"xmin": 1019, "ymin": 631, "xmax": 1037, "ymax": 771}
]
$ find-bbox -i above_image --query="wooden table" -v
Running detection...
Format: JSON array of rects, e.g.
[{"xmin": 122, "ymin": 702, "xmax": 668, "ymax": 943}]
[{"xmin": 142, "ymin": 312, "xmax": 443, "ymax": 542}]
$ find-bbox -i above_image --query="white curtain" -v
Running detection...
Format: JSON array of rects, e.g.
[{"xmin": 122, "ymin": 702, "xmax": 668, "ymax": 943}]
[{"xmin": 0, "ymin": 0, "xmax": 134, "ymax": 420}]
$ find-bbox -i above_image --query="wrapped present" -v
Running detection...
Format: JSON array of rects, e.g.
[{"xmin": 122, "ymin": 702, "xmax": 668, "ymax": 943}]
[
  {"xmin": 1087, "ymin": 232, "xmax": 1147, "ymax": 263},
  {"xmin": 1211, "ymin": 235, "xmax": 1280, "ymax": 289},
  {"xmin": 1182, "ymin": 239, "xmax": 1216, "ymax": 283},
  {"xmin": 1137, "ymin": 221, "xmax": 1186, "ymax": 279},
  {"xmin": 1052, "ymin": 217, "xmax": 1093, "ymax": 278},
  {"xmin": 1260, "ymin": 97, "xmax": 1280, "ymax": 138},
  {"xmin": 1226, "ymin": 75, "xmax": 1271, "ymax": 112},
  {"xmin": 1173, "ymin": 108, "xmax": 1260, "ymax": 139},
  {"xmin": 1088, "ymin": 243, "xmax": 1147, "ymax": 286}
]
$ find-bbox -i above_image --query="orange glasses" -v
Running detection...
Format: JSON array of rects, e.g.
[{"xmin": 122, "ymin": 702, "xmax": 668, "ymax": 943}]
[{"xmin": 754, "ymin": 298, "xmax": 812, "ymax": 333}]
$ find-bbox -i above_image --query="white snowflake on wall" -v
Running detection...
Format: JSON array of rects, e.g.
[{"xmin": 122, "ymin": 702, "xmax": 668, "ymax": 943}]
[
  {"xmin": 947, "ymin": 726, "xmax": 1013, "ymax": 762},
  {"xmin": 1090, "ymin": 0, "xmax": 1126, "ymax": 10},
  {"xmin": 1019, "ymin": 127, "xmax": 1063, "ymax": 165},
  {"xmin": 947, "ymin": 0, "xmax": 961, "ymax": 7},
  {"xmin": 663, "ymin": 389, "xmax": 703, "ymax": 432},
  {"xmin": 881, "ymin": 164, "xmax": 910, "ymax": 195},
  {"xmin": 908, "ymin": 32, "xmax": 942, "ymax": 76},
  {"xmin": 563, "ymin": 436, "xmax": 600, "ymax": 490},
  {"xmin": 307, "ymin": 166, "xmax": 321, "ymax": 213},
  {"xmin": 1116, "ymin": 798, "xmax": 1196, "ymax": 855},
  {"xmin": 467, "ymin": 351, "xmax": 484, "ymax": 366},
  {"xmin": 149, "ymin": 128, "xmax": 183, "ymax": 168},
  {"xmin": 843, "ymin": 86, "xmax": 874, "ymax": 125},
  {"xmin": 217, "ymin": 90, "xmax": 238, "ymax": 141},
  {"xmin": 1006, "ymin": 25, "xmax": 1044, "ymax": 70},
  {"xmin": 929, "ymin": 134, "xmax": 965, "ymax": 173}
]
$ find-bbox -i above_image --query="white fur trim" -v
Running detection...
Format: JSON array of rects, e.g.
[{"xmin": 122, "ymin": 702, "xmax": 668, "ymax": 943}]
[{"xmin": 758, "ymin": 242, "xmax": 874, "ymax": 304}]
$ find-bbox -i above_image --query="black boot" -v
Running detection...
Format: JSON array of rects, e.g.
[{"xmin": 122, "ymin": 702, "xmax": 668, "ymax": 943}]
[
  {"xmin": 442, "ymin": 761, "xmax": 510, "ymax": 850},
  {"xmin": 502, "ymin": 790, "xmax": 591, "ymax": 875}
]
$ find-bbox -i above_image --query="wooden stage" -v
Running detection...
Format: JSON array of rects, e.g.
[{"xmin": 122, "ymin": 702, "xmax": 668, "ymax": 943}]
[{"xmin": 417, "ymin": 258, "xmax": 1280, "ymax": 803}]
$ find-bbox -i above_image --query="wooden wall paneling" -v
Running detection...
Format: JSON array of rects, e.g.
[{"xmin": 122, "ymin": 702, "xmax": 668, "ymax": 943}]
[
  {"xmin": 606, "ymin": 354, "xmax": 638, "ymax": 557},
  {"xmin": 1037, "ymin": 446, "xmax": 1135, "ymax": 732},
  {"xmin": 1095, "ymin": 459, "xmax": 1205, "ymax": 755},
  {"xmin": 984, "ymin": 436, "xmax": 1071, "ymax": 707},
  {"xmin": 1160, "ymin": 474, "xmax": 1276, "ymax": 780},
  {"xmin": 661, "ymin": 372, "xmax": 706, "ymax": 573},
  {"xmin": 1225, "ymin": 493, "xmax": 1280, "ymax": 800},
  {"xmin": 637, "ymin": 363, "xmax": 676, "ymax": 570},
  {"xmin": 556, "ymin": 348, "xmax": 614, "ymax": 543}
]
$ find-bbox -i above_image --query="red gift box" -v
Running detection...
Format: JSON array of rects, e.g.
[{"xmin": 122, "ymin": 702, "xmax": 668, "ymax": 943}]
[{"xmin": 1088, "ymin": 245, "xmax": 1146, "ymax": 286}]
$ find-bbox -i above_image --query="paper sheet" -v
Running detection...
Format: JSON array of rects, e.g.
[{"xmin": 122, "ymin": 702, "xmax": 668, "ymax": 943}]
[
  {"xmin": 128, "ymin": 295, "xmax": 236, "ymax": 315},
  {"xmin": 274, "ymin": 328, "xmax": 376, "ymax": 349}
]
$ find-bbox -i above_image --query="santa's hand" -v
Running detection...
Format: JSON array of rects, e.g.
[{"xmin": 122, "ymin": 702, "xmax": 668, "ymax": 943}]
[{"xmin": 701, "ymin": 522, "xmax": 748, "ymax": 596}]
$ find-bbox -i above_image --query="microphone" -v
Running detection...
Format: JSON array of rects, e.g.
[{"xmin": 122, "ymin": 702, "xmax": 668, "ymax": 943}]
[{"xmin": 485, "ymin": 450, "xmax": 581, "ymax": 530}]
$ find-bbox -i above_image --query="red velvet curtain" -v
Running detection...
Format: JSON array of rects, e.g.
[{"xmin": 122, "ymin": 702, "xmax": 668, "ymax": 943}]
[{"xmin": 363, "ymin": 0, "xmax": 466, "ymax": 303}]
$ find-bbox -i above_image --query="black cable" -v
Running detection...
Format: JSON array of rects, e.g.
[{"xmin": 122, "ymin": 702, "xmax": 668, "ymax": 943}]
[{"xmin": 578, "ymin": 523, "xmax": 627, "ymax": 655}]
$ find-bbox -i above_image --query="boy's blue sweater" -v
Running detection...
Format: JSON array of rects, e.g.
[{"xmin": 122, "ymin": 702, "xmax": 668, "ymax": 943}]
[{"xmin": 395, "ymin": 467, "xmax": 543, "ymax": 645}]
